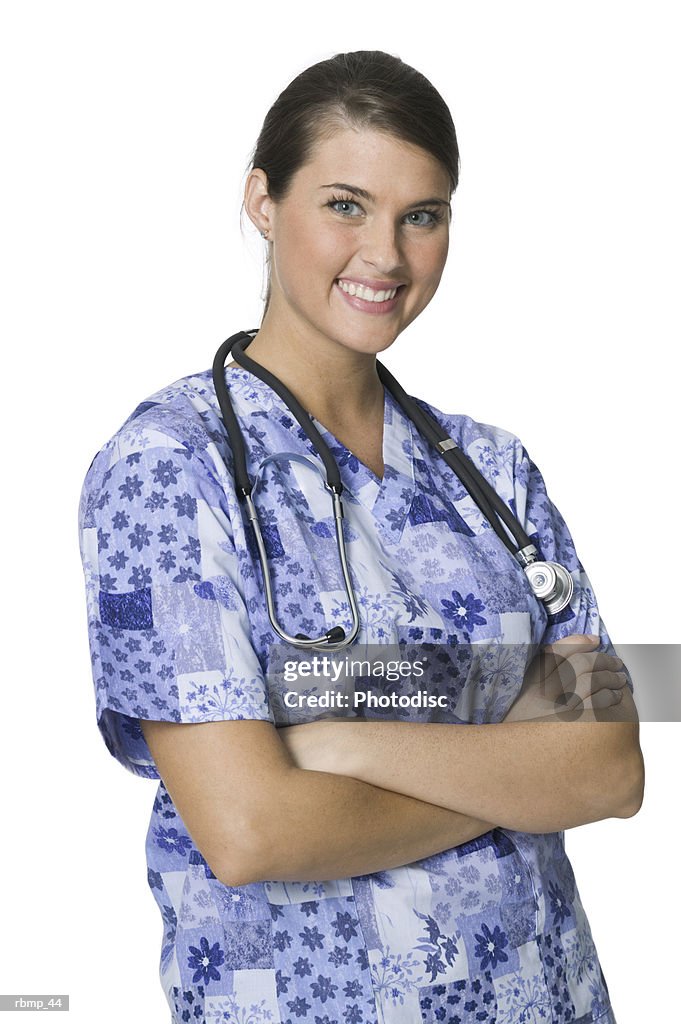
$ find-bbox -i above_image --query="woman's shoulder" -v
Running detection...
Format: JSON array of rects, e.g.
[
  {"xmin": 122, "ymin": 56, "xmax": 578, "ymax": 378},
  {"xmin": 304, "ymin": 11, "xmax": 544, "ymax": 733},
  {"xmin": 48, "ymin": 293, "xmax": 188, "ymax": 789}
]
[
  {"xmin": 79, "ymin": 367, "xmax": 225, "ymax": 496},
  {"xmin": 122, "ymin": 366, "xmax": 220, "ymax": 437},
  {"xmin": 411, "ymin": 394, "xmax": 523, "ymax": 456},
  {"xmin": 404, "ymin": 394, "xmax": 531, "ymax": 498}
]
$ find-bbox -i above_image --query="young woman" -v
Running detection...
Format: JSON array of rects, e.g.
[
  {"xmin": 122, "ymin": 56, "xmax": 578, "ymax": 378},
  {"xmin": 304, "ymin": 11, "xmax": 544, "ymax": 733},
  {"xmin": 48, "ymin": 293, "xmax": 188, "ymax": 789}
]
[{"xmin": 78, "ymin": 50, "xmax": 643, "ymax": 1024}]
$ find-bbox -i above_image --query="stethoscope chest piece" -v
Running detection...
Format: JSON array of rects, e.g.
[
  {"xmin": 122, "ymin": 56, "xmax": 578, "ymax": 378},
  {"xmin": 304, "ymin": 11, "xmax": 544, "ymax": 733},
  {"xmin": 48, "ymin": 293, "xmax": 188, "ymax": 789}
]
[{"xmin": 524, "ymin": 560, "xmax": 574, "ymax": 615}]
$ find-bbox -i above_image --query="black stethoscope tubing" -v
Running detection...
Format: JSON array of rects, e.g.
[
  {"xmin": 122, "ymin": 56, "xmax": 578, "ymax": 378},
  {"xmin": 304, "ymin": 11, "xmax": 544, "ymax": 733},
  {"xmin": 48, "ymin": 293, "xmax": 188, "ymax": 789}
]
[
  {"xmin": 214, "ymin": 329, "xmax": 533, "ymax": 555},
  {"xmin": 214, "ymin": 331, "xmax": 344, "ymax": 494},
  {"xmin": 212, "ymin": 329, "xmax": 573, "ymax": 643}
]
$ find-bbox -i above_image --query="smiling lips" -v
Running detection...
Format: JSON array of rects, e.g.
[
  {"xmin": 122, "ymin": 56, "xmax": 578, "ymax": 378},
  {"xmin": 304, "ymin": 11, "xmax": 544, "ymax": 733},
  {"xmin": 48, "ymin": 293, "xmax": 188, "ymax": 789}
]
[{"xmin": 334, "ymin": 277, "xmax": 405, "ymax": 313}]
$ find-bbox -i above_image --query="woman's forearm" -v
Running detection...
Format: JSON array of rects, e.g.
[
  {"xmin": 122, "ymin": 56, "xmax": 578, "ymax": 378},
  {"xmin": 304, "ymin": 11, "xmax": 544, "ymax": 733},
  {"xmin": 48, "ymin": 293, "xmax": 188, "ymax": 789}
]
[
  {"xmin": 312, "ymin": 719, "xmax": 640, "ymax": 833},
  {"xmin": 238, "ymin": 766, "xmax": 496, "ymax": 886}
]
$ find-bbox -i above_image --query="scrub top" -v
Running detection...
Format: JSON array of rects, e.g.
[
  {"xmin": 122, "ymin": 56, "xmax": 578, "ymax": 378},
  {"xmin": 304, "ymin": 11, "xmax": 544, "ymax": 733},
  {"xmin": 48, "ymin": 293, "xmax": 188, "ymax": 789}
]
[{"xmin": 77, "ymin": 352, "xmax": 633, "ymax": 1024}]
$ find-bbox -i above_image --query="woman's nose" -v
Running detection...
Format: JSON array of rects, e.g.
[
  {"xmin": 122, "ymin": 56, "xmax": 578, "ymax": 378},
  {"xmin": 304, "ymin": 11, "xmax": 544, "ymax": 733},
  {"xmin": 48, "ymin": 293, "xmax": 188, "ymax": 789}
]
[{"xmin": 359, "ymin": 218, "xmax": 404, "ymax": 273}]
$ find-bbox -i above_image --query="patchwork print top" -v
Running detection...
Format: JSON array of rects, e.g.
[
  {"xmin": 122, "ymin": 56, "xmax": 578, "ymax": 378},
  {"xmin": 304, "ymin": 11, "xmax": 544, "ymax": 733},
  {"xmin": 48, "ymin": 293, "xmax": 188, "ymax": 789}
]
[{"xmin": 77, "ymin": 357, "xmax": 630, "ymax": 1024}]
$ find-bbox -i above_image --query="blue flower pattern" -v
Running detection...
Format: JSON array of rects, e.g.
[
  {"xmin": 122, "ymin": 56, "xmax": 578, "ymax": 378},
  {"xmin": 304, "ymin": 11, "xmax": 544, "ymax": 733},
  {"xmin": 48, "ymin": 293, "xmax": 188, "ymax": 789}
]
[{"xmin": 78, "ymin": 362, "xmax": 631, "ymax": 1023}]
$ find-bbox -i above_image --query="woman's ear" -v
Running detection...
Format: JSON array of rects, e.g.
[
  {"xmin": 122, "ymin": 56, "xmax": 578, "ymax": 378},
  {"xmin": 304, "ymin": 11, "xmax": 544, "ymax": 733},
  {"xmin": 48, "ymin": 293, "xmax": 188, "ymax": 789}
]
[{"xmin": 244, "ymin": 167, "xmax": 274, "ymax": 239}]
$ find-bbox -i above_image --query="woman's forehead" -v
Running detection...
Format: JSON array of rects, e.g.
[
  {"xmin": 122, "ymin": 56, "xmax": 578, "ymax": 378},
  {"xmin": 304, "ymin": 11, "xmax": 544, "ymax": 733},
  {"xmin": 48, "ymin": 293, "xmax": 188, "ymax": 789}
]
[{"xmin": 296, "ymin": 127, "xmax": 450, "ymax": 194}]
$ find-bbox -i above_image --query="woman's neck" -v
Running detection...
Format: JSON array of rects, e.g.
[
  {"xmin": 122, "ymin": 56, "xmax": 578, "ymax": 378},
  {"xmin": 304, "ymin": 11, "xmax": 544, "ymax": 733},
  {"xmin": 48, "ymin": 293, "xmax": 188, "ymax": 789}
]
[{"xmin": 231, "ymin": 324, "xmax": 385, "ymax": 428}]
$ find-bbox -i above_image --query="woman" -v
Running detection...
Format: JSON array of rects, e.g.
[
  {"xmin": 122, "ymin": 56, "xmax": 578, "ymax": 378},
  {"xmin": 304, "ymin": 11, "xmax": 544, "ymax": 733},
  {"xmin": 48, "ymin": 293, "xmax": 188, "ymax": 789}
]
[{"xmin": 78, "ymin": 50, "xmax": 643, "ymax": 1024}]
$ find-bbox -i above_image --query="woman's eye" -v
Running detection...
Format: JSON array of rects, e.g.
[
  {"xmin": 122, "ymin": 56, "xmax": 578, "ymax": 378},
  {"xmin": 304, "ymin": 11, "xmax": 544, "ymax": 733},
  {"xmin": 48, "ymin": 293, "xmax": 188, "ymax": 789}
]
[
  {"xmin": 407, "ymin": 210, "xmax": 440, "ymax": 227},
  {"xmin": 328, "ymin": 198, "xmax": 362, "ymax": 216},
  {"xmin": 327, "ymin": 197, "xmax": 443, "ymax": 228}
]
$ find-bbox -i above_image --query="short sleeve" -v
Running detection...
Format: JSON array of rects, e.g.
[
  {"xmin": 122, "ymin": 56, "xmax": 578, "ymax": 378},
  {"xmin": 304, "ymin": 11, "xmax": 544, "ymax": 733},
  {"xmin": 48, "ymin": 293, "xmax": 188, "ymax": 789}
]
[
  {"xmin": 77, "ymin": 437, "xmax": 274, "ymax": 778},
  {"xmin": 512, "ymin": 440, "xmax": 634, "ymax": 694}
]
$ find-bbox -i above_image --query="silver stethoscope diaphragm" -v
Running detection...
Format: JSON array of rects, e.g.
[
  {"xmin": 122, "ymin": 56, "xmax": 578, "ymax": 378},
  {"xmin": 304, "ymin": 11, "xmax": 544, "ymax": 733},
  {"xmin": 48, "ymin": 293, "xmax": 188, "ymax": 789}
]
[{"xmin": 524, "ymin": 560, "xmax": 574, "ymax": 615}]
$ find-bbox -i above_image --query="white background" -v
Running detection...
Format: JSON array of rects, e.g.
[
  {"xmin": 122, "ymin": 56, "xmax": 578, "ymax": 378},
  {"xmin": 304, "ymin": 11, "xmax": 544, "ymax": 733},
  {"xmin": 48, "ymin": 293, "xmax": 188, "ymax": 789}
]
[{"xmin": 1, "ymin": 1, "xmax": 677, "ymax": 1020}]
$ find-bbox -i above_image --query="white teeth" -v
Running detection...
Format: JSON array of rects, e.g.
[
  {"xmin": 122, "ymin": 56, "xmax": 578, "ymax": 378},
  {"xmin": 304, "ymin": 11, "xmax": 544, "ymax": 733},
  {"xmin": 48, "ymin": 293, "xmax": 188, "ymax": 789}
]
[{"xmin": 337, "ymin": 279, "xmax": 399, "ymax": 302}]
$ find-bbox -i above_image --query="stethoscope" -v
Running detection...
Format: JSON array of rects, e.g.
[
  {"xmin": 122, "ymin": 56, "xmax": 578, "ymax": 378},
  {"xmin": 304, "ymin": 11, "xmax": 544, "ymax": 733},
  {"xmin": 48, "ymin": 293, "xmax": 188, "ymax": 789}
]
[{"xmin": 212, "ymin": 329, "xmax": 573, "ymax": 651}]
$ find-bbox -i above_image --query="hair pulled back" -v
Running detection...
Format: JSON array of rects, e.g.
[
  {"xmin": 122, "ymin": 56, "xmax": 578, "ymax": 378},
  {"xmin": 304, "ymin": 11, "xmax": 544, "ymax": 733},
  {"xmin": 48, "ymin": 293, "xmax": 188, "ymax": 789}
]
[{"xmin": 243, "ymin": 50, "xmax": 460, "ymax": 315}]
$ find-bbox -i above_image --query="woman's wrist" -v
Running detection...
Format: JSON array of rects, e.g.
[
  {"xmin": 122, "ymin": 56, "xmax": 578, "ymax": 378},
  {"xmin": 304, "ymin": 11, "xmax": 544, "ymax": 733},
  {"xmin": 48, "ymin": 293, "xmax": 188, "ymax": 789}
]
[
  {"xmin": 278, "ymin": 717, "xmax": 362, "ymax": 776},
  {"xmin": 323, "ymin": 718, "xmax": 363, "ymax": 777},
  {"xmin": 300, "ymin": 718, "xmax": 363, "ymax": 777}
]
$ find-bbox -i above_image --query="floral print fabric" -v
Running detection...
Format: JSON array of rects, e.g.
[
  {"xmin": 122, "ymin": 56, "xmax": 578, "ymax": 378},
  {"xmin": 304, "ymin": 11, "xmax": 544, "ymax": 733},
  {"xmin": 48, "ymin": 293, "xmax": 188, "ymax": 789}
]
[{"xmin": 78, "ymin": 355, "xmax": 630, "ymax": 1023}]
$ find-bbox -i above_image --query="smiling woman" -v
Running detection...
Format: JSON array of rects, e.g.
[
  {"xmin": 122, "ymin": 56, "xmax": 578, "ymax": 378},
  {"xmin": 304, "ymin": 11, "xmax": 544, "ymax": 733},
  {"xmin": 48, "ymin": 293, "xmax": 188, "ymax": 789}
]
[
  {"xmin": 234, "ymin": 122, "xmax": 453, "ymax": 430},
  {"xmin": 77, "ymin": 49, "xmax": 641, "ymax": 1024}
]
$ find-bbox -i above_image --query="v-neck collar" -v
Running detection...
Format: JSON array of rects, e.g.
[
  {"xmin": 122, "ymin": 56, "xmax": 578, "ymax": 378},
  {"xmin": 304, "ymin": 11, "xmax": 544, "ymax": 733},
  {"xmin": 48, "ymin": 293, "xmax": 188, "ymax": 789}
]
[
  {"xmin": 309, "ymin": 385, "xmax": 416, "ymax": 527},
  {"xmin": 223, "ymin": 363, "xmax": 416, "ymax": 532}
]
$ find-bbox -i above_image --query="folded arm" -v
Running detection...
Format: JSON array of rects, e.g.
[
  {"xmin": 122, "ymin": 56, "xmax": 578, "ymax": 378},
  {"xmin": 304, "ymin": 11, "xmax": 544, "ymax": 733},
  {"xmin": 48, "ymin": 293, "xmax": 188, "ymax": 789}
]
[
  {"xmin": 140, "ymin": 718, "xmax": 497, "ymax": 888},
  {"xmin": 279, "ymin": 692, "xmax": 644, "ymax": 834}
]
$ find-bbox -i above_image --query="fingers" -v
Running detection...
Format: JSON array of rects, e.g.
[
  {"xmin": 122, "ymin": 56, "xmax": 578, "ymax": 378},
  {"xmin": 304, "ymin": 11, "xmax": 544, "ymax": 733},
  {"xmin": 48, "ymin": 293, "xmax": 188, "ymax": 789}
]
[
  {"xmin": 590, "ymin": 686, "xmax": 624, "ymax": 709},
  {"xmin": 541, "ymin": 636, "xmax": 624, "ymax": 689},
  {"xmin": 548, "ymin": 669, "xmax": 629, "ymax": 710},
  {"xmin": 564, "ymin": 684, "xmax": 625, "ymax": 713},
  {"xmin": 545, "ymin": 635, "xmax": 624, "ymax": 676},
  {"xmin": 540, "ymin": 652, "xmax": 629, "ymax": 710},
  {"xmin": 523, "ymin": 635, "xmax": 630, "ymax": 716},
  {"xmin": 554, "ymin": 652, "xmax": 624, "ymax": 686},
  {"xmin": 538, "ymin": 635, "xmax": 600, "ymax": 679}
]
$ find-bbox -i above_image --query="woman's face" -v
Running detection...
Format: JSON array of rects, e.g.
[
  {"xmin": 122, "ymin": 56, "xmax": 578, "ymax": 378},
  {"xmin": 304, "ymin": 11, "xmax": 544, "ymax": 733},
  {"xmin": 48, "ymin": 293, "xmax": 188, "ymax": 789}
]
[{"xmin": 255, "ymin": 125, "xmax": 452, "ymax": 357}]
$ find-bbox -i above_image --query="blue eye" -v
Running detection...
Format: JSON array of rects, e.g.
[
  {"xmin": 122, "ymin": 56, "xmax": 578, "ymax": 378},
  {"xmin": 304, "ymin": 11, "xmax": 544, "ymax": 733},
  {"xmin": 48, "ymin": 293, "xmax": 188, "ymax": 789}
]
[
  {"xmin": 327, "ymin": 197, "xmax": 362, "ymax": 216},
  {"xmin": 406, "ymin": 209, "xmax": 443, "ymax": 227},
  {"xmin": 326, "ymin": 194, "xmax": 445, "ymax": 227}
]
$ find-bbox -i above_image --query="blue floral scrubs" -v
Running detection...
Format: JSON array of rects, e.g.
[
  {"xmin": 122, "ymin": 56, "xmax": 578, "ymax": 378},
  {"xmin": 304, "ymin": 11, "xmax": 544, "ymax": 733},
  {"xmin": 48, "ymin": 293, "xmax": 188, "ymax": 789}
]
[{"xmin": 78, "ymin": 353, "xmax": 632, "ymax": 1024}]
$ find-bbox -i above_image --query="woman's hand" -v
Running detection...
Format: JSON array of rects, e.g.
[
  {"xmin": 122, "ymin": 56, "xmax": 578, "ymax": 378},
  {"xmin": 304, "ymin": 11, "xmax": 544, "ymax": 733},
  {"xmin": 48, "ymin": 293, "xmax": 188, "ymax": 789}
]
[{"xmin": 503, "ymin": 634, "xmax": 629, "ymax": 723}]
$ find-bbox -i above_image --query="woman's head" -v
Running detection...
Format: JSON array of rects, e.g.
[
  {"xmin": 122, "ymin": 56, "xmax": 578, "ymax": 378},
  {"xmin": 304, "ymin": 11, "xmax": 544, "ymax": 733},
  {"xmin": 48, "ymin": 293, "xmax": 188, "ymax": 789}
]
[{"xmin": 242, "ymin": 50, "xmax": 460, "ymax": 357}]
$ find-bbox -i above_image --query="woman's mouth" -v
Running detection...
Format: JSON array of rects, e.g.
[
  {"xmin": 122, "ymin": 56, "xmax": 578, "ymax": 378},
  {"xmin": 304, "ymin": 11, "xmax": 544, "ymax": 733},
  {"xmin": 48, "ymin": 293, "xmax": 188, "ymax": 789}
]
[{"xmin": 334, "ymin": 278, "xmax": 405, "ymax": 315}]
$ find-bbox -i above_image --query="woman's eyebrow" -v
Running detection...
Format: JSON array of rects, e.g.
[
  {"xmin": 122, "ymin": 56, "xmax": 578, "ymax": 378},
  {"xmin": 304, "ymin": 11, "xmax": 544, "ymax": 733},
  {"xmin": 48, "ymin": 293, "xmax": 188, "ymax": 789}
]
[{"xmin": 319, "ymin": 182, "xmax": 450, "ymax": 208}]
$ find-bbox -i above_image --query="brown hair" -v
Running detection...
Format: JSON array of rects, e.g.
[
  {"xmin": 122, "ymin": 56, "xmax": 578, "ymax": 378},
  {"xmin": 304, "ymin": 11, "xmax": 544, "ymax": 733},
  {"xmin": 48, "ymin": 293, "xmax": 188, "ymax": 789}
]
[{"xmin": 241, "ymin": 50, "xmax": 460, "ymax": 315}]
